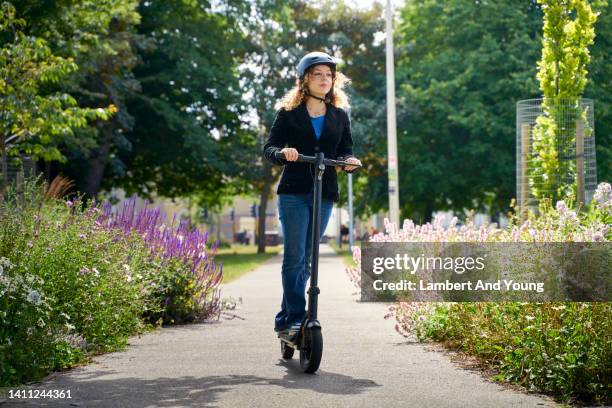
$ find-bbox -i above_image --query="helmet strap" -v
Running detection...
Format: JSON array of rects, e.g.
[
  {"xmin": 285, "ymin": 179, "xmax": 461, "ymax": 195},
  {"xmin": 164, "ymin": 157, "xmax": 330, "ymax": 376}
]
[{"xmin": 304, "ymin": 86, "xmax": 330, "ymax": 104}]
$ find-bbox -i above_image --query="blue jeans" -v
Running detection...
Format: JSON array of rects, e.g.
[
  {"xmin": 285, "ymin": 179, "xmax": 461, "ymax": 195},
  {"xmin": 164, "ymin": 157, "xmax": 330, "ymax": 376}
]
[{"xmin": 275, "ymin": 193, "xmax": 333, "ymax": 331}]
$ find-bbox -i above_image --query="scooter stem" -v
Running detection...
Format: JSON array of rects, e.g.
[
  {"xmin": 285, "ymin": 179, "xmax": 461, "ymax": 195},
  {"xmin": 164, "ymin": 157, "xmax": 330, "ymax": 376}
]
[{"xmin": 307, "ymin": 152, "xmax": 325, "ymax": 321}]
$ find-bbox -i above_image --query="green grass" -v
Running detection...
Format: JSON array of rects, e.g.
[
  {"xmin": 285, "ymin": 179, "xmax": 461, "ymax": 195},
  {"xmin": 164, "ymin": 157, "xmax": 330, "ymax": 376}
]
[
  {"xmin": 328, "ymin": 240, "xmax": 359, "ymax": 267},
  {"xmin": 215, "ymin": 244, "xmax": 282, "ymax": 283}
]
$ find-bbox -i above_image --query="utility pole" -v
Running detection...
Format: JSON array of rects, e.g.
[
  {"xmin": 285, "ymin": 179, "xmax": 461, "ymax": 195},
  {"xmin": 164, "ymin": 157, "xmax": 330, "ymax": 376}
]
[
  {"xmin": 386, "ymin": 0, "xmax": 400, "ymax": 226},
  {"xmin": 348, "ymin": 173, "xmax": 354, "ymax": 251}
]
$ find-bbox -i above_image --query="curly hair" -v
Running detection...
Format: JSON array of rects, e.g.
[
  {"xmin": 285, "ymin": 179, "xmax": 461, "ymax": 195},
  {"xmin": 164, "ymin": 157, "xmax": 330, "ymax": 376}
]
[{"xmin": 274, "ymin": 67, "xmax": 351, "ymax": 111}]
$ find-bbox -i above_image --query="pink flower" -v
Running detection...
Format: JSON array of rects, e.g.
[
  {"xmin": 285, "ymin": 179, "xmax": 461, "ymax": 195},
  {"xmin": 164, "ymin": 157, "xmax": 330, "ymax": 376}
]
[{"xmin": 352, "ymin": 246, "xmax": 361, "ymax": 264}]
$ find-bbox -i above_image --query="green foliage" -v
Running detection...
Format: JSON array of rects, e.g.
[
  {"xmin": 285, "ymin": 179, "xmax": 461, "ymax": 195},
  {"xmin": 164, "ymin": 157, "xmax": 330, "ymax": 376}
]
[
  {"xmin": 112, "ymin": 0, "xmax": 251, "ymax": 205},
  {"xmin": 419, "ymin": 303, "xmax": 611, "ymax": 404},
  {"xmin": 345, "ymin": 0, "xmax": 612, "ymax": 221},
  {"xmin": 386, "ymin": 188, "xmax": 612, "ymax": 403},
  {"xmin": 528, "ymin": 0, "xmax": 600, "ymax": 204},
  {"xmin": 0, "ymin": 2, "xmax": 114, "ymax": 188},
  {"xmin": 0, "ymin": 176, "xmax": 220, "ymax": 385},
  {"xmin": 144, "ymin": 256, "xmax": 213, "ymax": 326},
  {"xmin": 586, "ymin": 4, "xmax": 612, "ymax": 185},
  {"xmin": 536, "ymin": 0, "xmax": 599, "ymax": 98},
  {"xmin": 0, "ymin": 182, "xmax": 143, "ymax": 384},
  {"xmin": 394, "ymin": 0, "xmax": 544, "ymax": 220},
  {"xmin": 243, "ymin": 0, "xmax": 386, "ymax": 211}
]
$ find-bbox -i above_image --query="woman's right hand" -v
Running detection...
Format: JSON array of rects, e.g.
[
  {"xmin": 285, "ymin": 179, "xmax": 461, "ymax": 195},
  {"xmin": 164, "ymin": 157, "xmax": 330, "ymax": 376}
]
[{"xmin": 280, "ymin": 147, "xmax": 299, "ymax": 161}]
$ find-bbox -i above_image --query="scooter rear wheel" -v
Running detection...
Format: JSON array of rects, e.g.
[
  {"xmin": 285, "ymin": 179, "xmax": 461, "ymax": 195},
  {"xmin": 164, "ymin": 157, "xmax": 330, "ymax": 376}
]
[
  {"xmin": 300, "ymin": 327, "xmax": 323, "ymax": 373},
  {"xmin": 280, "ymin": 341, "xmax": 294, "ymax": 359}
]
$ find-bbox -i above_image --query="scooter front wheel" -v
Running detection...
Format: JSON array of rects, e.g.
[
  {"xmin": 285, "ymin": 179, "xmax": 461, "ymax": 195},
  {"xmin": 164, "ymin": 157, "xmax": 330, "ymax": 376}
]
[{"xmin": 300, "ymin": 327, "xmax": 323, "ymax": 373}]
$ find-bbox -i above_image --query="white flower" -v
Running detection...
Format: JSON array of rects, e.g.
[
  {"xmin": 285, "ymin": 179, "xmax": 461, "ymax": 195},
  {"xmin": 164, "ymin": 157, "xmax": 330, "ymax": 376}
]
[
  {"xmin": 525, "ymin": 315, "xmax": 535, "ymax": 321},
  {"xmin": 27, "ymin": 290, "xmax": 42, "ymax": 305},
  {"xmin": 555, "ymin": 200, "xmax": 567, "ymax": 215},
  {"xmin": 0, "ymin": 257, "xmax": 12, "ymax": 268},
  {"xmin": 593, "ymin": 182, "xmax": 611, "ymax": 204}
]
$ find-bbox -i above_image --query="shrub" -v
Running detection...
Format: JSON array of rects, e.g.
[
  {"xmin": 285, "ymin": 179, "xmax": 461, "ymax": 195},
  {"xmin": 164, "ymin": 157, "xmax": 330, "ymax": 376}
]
[
  {"xmin": 353, "ymin": 182, "xmax": 611, "ymax": 404},
  {"xmin": 0, "ymin": 177, "xmax": 222, "ymax": 385},
  {"xmin": 98, "ymin": 197, "xmax": 222, "ymax": 324}
]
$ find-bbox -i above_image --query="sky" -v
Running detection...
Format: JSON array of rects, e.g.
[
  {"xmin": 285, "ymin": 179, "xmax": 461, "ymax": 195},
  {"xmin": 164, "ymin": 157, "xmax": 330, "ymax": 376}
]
[{"xmin": 351, "ymin": 0, "xmax": 405, "ymax": 11}]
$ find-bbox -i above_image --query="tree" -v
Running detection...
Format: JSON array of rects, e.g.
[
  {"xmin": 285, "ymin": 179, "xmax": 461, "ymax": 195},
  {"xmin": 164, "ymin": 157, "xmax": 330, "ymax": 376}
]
[
  {"xmin": 392, "ymin": 0, "xmax": 544, "ymax": 221},
  {"xmin": 585, "ymin": 2, "xmax": 611, "ymax": 186},
  {"xmin": 238, "ymin": 0, "xmax": 299, "ymax": 253},
  {"xmin": 528, "ymin": 0, "xmax": 600, "ymax": 203},
  {"xmin": 293, "ymin": 1, "xmax": 387, "ymax": 219},
  {"xmin": 239, "ymin": 0, "xmax": 386, "ymax": 252},
  {"xmin": 0, "ymin": 2, "xmax": 113, "ymax": 199},
  {"xmin": 11, "ymin": 0, "xmax": 140, "ymax": 197},
  {"xmin": 111, "ymin": 0, "xmax": 252, "ymax": 208}
]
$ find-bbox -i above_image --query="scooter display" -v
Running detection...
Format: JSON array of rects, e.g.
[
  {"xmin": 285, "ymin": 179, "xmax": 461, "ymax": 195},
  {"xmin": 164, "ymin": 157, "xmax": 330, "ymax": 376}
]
[{"xmin": 274, "ymin": 150, "xmax": 361, "ymax": 374}]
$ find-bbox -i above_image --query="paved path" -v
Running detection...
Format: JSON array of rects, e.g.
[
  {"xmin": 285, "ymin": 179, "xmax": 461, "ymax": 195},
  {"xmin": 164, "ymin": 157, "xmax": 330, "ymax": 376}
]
[{"xmin": 4, "ymin": 245, "xmax": 556, "ymax": 408}]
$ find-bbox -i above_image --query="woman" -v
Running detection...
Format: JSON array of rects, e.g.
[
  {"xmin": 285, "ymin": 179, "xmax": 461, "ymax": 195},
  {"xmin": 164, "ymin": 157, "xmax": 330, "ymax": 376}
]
[{"xmin": 263, "ymin": 51, "xmax": 362, "ymax": 336}]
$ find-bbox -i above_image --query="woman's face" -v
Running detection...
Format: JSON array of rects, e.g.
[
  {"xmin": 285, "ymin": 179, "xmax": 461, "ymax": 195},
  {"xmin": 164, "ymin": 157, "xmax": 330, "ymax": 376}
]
[{"xmin": 306, "ymin": 64, "xmax": 334, "ymax": 96}]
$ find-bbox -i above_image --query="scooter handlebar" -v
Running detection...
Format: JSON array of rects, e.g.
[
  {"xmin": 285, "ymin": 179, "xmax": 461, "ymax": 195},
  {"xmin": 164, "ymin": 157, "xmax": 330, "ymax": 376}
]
[{"xmin": 274, "ymin": 150, "xmax": 362, "ymax": 170}]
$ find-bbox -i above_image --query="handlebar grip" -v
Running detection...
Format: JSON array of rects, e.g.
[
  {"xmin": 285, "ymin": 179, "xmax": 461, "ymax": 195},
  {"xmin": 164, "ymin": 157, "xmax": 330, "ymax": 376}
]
[{"xmin": 275, "ymin": 151, "xmax": 311, "ymax": 162}]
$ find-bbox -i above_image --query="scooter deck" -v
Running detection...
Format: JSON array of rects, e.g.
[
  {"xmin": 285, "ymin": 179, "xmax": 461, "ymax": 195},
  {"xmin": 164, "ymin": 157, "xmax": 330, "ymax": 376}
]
[{"xmin": 278, "ymin": 331, "xmax": 301, "ymax": 348}]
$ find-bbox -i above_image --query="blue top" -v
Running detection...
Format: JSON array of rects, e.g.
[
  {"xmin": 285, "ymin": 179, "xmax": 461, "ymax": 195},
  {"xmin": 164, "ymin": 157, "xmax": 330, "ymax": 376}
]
[{"xmin": 310, "ymin": 115, "xmax": 325, "ymax": 140}]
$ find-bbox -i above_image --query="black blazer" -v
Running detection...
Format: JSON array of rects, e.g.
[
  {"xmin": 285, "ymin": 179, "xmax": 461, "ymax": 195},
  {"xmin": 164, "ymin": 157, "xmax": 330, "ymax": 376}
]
[{"xmin": 263, "ymin": 100, "xmax": 354, "ymax": 202}]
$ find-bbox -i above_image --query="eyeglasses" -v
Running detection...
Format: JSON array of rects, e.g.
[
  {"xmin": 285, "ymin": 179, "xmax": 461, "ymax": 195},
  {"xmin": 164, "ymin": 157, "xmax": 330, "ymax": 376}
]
[{"xmin": 311, "ymin": 72, "xmax": 334, "ymax": 81}]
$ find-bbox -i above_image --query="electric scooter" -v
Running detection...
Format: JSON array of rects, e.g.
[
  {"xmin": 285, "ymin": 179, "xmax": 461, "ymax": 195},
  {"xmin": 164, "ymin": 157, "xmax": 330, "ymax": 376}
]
[{"xmin": 274, "ymin": 150, "xmax": 361, "ymax": 374}]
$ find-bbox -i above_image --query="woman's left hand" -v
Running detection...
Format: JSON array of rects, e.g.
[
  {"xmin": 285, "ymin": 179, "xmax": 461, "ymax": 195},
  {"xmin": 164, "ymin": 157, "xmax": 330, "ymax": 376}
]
[{"xmin": 343, "ymin": 157, "xmax": 362, "ymax": 172}]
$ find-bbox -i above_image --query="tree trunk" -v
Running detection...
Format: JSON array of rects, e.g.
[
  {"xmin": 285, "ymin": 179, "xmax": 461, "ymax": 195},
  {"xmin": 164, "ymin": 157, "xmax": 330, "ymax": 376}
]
[
  {"xmin": 84, "ymin": 125, "xmax": 113, "ymax": 199},
  {"xmin": 0, "ymin": 134, "xmax": 7, "ymax": 205},
  {"xmin": 423, "ymin": 200, "xmax": 434, "ymax": 224},
  {"xmin": 257, "ymin": 159, "xmax": 273, "ymax": 254}
]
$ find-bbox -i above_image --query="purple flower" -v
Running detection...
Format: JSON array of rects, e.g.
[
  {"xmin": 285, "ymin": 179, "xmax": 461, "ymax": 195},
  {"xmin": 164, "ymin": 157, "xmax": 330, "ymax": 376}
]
[{"xmin": 95, "ymin": 195, "xmax": 223, "ymax": 317}]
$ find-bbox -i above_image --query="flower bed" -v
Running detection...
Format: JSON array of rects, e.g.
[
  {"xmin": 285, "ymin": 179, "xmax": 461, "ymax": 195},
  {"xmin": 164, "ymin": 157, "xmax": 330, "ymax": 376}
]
[
  {"xmin": 349, "ymin": 183, "xmax": 611, "ymax": 404},
  {"xmin": 0, "ymin": 179, "xmax": 222, "ymax": 386}
]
